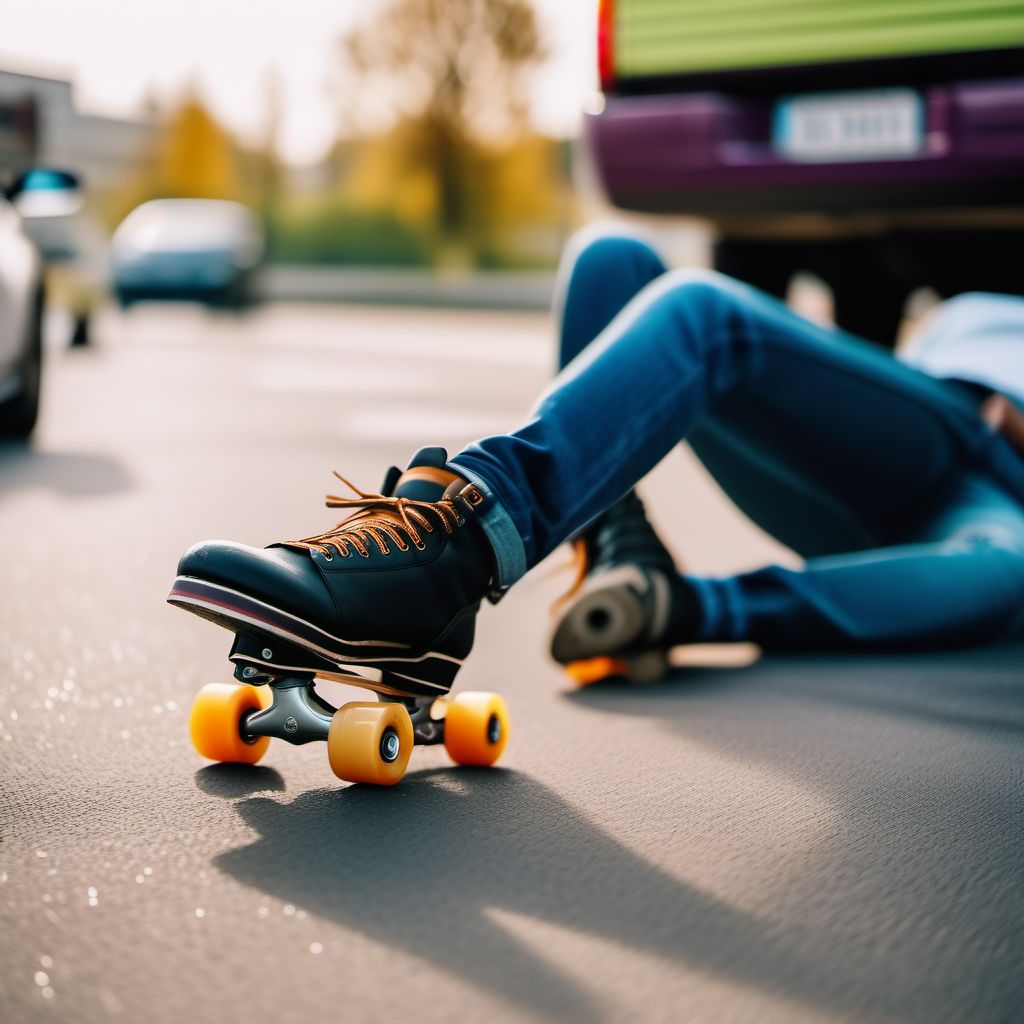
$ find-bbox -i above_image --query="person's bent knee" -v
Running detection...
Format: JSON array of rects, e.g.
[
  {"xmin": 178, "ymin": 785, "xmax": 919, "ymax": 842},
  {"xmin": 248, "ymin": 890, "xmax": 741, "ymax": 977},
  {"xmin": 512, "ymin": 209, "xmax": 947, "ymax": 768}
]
[
  {"xmin": 561, "ymin": 225, "xmax": 664, "ymax": 282},
  {"xmin": 643, "ymin": 268, "xmax": 744, "ymax": 338},
  {"xmin": 656, "ymin": 267, "xmax": 741, "ymax": 301}
]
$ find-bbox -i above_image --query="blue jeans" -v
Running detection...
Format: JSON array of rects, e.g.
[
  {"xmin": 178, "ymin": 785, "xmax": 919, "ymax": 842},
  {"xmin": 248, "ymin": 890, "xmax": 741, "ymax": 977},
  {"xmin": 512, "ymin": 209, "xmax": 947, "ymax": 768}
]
[{"xmin": 450, "ymin": 230, "xmax": 1024, "ymax": 650}]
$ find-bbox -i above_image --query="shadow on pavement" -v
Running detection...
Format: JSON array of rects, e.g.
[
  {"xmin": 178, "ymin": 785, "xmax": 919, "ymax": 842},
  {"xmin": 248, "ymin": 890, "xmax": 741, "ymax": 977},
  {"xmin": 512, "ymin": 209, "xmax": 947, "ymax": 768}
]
[
  {"xmin": 195, "ymin": 763, "xmax": 286, "ymax": 798},
  {"xmin": 212, "ymin": 768, "xmax": 876, "ymax": 1023},
  {"xmin": 564, "ymin": 643, "xmax": 1024, "ymax": 1021},
  {"xmin": 569, "ymin": 642, "xmax": 1024, "ymax": 730},
  {"xmin": 566, "ymin": 643, "xmax": 1024, "ymax": 738},
  {"xmin": 0, "ymin": 443, "xmax": 134, "ymax": 499}
]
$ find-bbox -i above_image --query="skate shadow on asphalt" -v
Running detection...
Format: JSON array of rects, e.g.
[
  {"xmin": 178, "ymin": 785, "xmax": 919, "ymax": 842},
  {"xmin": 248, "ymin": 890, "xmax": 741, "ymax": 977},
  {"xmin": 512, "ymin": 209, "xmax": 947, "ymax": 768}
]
[
  {"xmin": 212, "ymin": 767, "xmax": 873, "ymax": 1023},
  {"xmin": 562, "ymin": 643, "xmax": 1024, "ymax": 1019},
  {"xmin": 0, "ymin": 444, "xmax": 134, "ymax": 500},
  {"xmin": 194, "ymin": 763, "xmax": 286, "ymax": 798}
]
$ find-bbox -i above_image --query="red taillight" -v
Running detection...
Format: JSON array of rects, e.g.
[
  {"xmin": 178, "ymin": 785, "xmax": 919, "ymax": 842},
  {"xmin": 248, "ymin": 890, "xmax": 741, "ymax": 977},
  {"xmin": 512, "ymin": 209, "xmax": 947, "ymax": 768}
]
[{"xmin": 597, "ymin": 0, "xmax": 615, "ymax": 92}]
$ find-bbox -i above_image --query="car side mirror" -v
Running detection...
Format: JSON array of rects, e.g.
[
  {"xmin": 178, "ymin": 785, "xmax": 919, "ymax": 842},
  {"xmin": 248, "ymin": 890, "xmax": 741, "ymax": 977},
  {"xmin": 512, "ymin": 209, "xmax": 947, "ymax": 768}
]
[{"xmin": 7, "ymin": 167, "xmax": 82, "ymax": 201}]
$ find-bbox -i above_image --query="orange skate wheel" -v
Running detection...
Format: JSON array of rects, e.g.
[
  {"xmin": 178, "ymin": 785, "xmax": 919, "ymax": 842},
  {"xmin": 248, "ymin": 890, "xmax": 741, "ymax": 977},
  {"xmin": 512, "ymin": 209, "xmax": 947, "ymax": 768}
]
[
  {"xmin": 565, "ymin": 656, "xmax": 628, "ymax": 687},
  {"xmin": 189, "ymin": 682, "xmax": 271, "ymax": 764},
  {"xmin": 328, "ymin": 702, "xmax": 413, "ymax": 785},
  {"xmin": 443, "ymin": 691, "xmax": 509, "ymax": 767}
]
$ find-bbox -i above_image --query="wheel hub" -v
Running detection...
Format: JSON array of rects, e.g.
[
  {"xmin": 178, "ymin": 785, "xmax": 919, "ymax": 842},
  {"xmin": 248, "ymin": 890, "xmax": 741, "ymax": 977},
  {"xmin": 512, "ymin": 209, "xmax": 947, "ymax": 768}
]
[
  {"xmin": 487, "ymin": 714, "xmax": 502, "ymax": 745},
  {"xmin": 380, "ymin": 727, "xmax": 401, "ymax": 763}
]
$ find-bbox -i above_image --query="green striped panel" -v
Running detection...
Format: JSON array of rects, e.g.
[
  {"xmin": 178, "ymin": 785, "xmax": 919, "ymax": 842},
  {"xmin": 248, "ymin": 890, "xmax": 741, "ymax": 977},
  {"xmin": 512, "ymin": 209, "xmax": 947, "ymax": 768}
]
[{"xmin": 616, "ymin": 0, "xmax": 1024, "ymax": 76}]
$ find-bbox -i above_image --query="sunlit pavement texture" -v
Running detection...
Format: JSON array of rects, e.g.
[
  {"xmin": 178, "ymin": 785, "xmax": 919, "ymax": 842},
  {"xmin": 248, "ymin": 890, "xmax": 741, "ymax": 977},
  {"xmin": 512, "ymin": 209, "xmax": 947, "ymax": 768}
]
[{"xmin": 2, "ymin": 302, "xmax": 1022, "ymax": 1024}]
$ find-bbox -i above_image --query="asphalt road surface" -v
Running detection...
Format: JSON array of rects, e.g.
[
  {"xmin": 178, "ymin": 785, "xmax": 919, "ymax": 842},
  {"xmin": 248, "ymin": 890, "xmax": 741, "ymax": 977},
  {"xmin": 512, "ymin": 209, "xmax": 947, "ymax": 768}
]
[{"xmin": 1, "ymin": 302, "xmax": 1022, "ymax": 1024}]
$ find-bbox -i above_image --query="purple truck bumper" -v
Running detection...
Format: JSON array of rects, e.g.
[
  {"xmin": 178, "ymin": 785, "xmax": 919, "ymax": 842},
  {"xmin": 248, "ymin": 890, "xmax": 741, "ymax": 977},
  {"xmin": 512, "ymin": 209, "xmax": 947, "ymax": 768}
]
[{"xmin": 587, "ymin": 79, "xmax": 1024, "ymax": 217}]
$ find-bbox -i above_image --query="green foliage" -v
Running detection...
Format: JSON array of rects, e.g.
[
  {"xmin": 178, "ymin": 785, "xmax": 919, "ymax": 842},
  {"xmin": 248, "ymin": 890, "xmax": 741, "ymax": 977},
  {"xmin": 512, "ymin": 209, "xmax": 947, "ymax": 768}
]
[
  {"xmin": 266, "ymin": 201, "xmax": 432, "ymax": 267},
  {"xmin": 474, "ymin": 244, "xmax": 559, "ymax": 271}
]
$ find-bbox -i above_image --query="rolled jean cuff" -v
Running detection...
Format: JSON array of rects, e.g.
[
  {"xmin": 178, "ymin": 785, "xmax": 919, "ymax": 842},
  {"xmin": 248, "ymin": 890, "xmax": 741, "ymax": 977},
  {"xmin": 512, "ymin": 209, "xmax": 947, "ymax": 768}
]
[{"xmin": 447, "ymin": 460, "xmax": 528, "ymax": 589}]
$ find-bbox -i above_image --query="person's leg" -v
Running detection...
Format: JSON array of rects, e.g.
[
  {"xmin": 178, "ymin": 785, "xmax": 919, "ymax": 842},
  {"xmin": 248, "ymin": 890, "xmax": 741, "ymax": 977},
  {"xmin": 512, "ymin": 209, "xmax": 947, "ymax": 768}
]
[
  {"xmin": 450, "ymin": 268, "xmax": 1013, "ymax": 581},
  {"xmin": 451, "ymin": 268, "xmax": 1024, "ymax": 658},
  {"xmin": 693, "ymin": 472, "xmax": 1024, "ymax": 650}
]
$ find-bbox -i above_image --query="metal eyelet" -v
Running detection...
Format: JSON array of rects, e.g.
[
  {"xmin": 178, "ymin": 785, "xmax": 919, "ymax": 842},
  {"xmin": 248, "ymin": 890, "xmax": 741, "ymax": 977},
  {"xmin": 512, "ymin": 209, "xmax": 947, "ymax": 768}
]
[{"xmin": 322, "ymin": 551, "xmax": 333, "ymax": 562}]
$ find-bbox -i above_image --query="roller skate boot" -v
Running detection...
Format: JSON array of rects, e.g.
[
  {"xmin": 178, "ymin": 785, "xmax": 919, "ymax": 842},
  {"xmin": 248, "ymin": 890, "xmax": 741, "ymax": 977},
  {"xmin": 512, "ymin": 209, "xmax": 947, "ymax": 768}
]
[
  {"xmin": 549, "ymin": 490, "xmax": 699, "ymax": 686},
  {"xmin": 168, "ymin": 447, "xmax": 510, "ymax": 785}
]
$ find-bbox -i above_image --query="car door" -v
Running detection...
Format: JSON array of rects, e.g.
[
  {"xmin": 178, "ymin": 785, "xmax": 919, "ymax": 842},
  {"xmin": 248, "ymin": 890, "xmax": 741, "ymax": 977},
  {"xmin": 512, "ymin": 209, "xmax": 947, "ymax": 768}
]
[{"xmin": 0, "ymin": 194, "xmax": 37, "ymax": 379}]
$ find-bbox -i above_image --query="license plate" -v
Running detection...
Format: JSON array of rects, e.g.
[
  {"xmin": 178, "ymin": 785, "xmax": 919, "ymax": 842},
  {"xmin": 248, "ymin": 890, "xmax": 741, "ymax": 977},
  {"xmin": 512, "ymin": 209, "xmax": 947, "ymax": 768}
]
[{"xmin": 774, "ymin": 88, "xmax": 923, "ymax": 162}]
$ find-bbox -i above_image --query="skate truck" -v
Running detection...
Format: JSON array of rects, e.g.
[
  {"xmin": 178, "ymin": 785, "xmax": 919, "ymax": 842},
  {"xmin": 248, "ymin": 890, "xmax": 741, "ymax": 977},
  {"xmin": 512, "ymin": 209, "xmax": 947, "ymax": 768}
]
[{"xmin": 586, "ymin": 0, "xmax": 1024, "ymax": 346}]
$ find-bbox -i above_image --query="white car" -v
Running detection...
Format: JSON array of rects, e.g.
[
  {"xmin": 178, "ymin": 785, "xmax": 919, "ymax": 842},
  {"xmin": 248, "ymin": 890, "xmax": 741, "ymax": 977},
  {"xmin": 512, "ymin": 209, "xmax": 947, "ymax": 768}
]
[
  {"xmin": 111, "ymin": 199, "xmax": 264, "ymax": 309},
  {"xmin": 0, "ymin": 191, "xmax": 45, "ymax": 438},
  {"xmin": 11, "ymin": 168, "xmax": 106, "ymax": 347}
]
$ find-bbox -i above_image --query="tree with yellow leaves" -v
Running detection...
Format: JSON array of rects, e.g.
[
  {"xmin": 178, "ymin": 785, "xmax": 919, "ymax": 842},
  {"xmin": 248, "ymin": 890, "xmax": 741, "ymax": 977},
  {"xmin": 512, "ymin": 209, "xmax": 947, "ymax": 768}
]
[
  {"xmin": 156, "ymin": 91, "xmax": 240, "ymax": 199},
  {"xmin": 334, "ymin": 0, "xmax": 568, "ymax": 266}
]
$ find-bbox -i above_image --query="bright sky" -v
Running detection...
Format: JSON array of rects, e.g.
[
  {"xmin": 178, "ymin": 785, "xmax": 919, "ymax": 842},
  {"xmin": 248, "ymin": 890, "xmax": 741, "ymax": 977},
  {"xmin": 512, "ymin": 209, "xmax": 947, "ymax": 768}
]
[{"xmin": 1, "ymin": 0, "xmax": 598, "ymax": 165}]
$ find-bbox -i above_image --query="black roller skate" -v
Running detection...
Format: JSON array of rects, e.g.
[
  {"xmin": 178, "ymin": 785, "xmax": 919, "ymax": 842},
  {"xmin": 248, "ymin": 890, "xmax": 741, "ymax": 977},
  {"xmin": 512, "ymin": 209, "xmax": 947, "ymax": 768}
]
[
  {"xmin": 168, "ymin": 447, "xmax": 509, "ymax": 786},
  {"xmin": 549, "ymin": 490, "xmax": 699, "ymax": 686}
]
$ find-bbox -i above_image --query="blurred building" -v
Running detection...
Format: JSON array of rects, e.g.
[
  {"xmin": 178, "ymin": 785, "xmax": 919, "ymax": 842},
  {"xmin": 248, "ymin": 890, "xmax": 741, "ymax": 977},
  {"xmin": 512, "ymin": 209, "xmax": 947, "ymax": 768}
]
[{"xmin": 0, "ymin": 68, "xmax": 154, "ymax": 188}]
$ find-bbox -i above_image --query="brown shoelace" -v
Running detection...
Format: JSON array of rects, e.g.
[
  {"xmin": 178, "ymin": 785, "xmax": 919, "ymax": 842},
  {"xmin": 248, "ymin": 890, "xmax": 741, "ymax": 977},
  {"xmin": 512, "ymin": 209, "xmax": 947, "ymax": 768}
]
[
  {"xmin": 549, "ymin": 537, "xmax": 590, "ymax": 615},
  {"xmin": 283, "ymin": 472, "xmax": 464, "ymax": 560}
]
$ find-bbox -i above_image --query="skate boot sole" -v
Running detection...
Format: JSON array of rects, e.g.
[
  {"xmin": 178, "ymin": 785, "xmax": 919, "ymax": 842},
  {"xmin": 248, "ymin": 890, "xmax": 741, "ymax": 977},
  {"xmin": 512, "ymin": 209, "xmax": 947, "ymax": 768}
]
[
  {"xmin": 168, "ymin": 575, "xmax": 465, "ymax": 698},
  {"xmin": 565, "ymin": 650, "xmax": 670, "ymax": 687}
]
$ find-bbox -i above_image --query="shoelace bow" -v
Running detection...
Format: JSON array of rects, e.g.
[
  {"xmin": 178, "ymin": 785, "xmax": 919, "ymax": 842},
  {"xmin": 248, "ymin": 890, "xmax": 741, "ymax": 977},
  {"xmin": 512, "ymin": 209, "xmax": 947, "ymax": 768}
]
[{"xmin": 285, "ymin": 472, "xmax": 464, "ymax": 559}]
